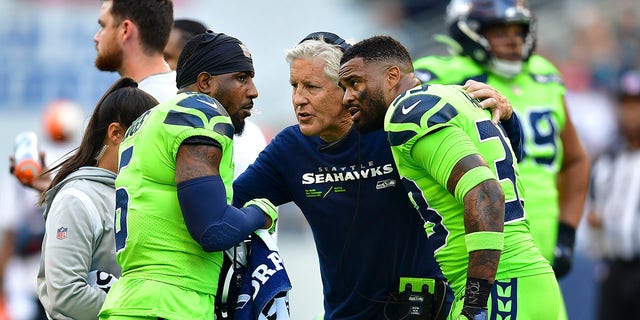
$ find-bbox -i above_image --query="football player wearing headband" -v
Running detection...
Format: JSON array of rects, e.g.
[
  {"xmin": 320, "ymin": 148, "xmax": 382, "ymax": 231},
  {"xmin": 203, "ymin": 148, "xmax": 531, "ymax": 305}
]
[{"xmin": 99, "ymin": 31, "xmax": 277, "ymax": 320}]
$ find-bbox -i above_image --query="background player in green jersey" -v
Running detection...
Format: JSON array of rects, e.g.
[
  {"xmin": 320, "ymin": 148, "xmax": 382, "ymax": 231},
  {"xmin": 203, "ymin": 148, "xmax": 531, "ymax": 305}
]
[
  {"xmin": 413, "ymin": 0, "xmax": 590, "ymax": 281},
  {"xmin": 99, "ymin": 31, "xmax": 278, "ymax": 320},
  {"xmin": 338, "ymin": 35, "xmax": 561, "ymax": 319}
]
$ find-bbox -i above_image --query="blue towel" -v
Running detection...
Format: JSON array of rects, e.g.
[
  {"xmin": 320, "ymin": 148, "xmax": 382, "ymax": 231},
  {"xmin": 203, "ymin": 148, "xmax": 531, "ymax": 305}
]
[{"xmin": 234, "ymin": 229, "xmax": 292, "ymax": 320}]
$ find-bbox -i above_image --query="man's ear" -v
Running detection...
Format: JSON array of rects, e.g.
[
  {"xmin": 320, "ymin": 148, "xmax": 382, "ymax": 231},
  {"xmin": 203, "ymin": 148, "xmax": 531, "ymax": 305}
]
[
  {"xmin": 196, "ymin": 72, "xmax": 214, "ymax": 95},
  {"xmin": 386, "ymin": 65, "xmax": 401, "ymax": 89},
  {"xmin": 120, "ymin": 19, "xmax": 136, "ymax": 44}
]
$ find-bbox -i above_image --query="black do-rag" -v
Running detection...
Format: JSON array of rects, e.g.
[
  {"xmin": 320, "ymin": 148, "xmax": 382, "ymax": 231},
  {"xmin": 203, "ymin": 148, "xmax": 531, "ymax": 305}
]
[{"xmin": 176, "ymin": 30, "xmax": 254, "ymax": 89}]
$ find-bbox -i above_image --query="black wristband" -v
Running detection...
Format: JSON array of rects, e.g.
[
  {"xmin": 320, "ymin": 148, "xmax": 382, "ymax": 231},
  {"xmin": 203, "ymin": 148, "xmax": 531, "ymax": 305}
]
[
  {"xmin": 463, "ymin": 277, "xmax": 492, "ymax": 309},
  {"xmin": 557, "ymin": 222, "xmax": 576, "ymax": 248}
]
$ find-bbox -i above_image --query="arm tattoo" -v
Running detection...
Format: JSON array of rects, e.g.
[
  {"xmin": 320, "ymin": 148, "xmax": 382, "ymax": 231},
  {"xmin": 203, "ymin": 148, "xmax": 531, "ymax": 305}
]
[
  {"xmin": 464, "ymin": 180, "xmax": 505, "ymax": 233},
  {"xmin": 175, "ymin": 144, "xmax": 222, "ymax": 183},
  {"xmin": 467, "ymin": 250, "xmax": 501, "ymax": 282},
  {"xmin": 464, "ymin": 179, "xmax": 505, "ymax": 282}
]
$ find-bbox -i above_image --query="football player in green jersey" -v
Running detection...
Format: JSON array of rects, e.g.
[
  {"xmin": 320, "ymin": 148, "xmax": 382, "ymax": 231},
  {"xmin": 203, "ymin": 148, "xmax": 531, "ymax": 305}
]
[
  {"xmin": 338, "ymin": 35, "xmax": 561, "ymax": 319},
  {"xmin": 413, "ymin": 2, "xmax": 590, "ymax": 318},
  {"xmin": 413, "ymin": 0, "xmax": 589, "ymax": 282},
  {"xmin": 99, "ymin": 31, "xmax": 277, "ymax": 320}
]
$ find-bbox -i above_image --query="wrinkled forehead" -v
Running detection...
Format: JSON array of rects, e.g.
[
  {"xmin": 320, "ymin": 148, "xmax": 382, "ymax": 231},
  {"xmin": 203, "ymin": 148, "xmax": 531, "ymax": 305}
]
[{"xmin": 290, "ymin": 57, "xmax": 329, "ymax": 77}]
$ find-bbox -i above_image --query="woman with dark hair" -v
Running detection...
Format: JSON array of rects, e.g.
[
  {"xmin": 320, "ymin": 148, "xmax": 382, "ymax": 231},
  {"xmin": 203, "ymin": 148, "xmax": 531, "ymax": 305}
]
[{"xmin": 36, "ymin": 77, "xmax": 158, "ymax": 320}]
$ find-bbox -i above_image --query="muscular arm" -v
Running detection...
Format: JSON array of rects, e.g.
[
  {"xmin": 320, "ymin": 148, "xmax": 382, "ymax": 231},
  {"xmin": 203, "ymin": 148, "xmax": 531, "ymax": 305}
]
[
  {"xmin": 175, "ymin": 140, "xmax": 273, "ymax": 252},
  {"xmin": 175, "ymin": 143, "xmax": 221, "ymax": 183},
  {"xmin": 557, "ymin": 99, "xmax": 590, "ymax": 228},
  {"xmin": 451, "ymin": 155, "xmax": 505, "ymax": 282},
  {"xmin": 413, "ymin": 130, "xmax": 505, "ymax": 283}
]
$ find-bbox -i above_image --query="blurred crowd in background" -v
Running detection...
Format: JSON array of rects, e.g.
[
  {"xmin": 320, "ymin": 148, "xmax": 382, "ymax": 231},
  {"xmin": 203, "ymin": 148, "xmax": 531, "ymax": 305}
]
[
  {"xmin": 3, "ymin": 0, "xmax": 635, "ymax": 157},
  {"xmin": 1, "ymin": 0, "xmax": 637, "ymax": 150},
  {"xmin": 0, "ymin": 0, "xmax": 638, "ymax": 319}
]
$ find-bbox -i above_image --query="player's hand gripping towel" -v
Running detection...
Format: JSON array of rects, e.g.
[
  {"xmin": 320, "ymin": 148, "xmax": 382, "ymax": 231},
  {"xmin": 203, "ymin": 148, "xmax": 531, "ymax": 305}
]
[{"xmin": 234, "ymin": 229, "xmax": 291, "ymax": 320}]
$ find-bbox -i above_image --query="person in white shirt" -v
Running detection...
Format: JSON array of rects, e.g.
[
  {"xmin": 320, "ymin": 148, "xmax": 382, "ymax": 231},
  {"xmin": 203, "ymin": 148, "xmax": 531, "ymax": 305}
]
[{"xmin": 93, "ymin": 0, "xmax": 175, "ymax": 101}]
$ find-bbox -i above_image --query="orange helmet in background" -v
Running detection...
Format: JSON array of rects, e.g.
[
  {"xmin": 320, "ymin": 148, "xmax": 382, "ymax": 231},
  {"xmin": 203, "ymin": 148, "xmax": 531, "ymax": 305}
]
[{"xmin": 41, "ymin": 99, "xmax": 84, "ymax": 142}]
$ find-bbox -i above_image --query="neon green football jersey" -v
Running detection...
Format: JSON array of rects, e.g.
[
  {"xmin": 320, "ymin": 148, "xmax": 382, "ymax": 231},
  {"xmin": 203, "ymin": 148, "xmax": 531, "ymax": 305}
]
[
  {"xmin": 413, "ymin": 55, "xmax": 567, "ymax": 261},
  {"xmin": 114, "ymin": 92, "xmax": 235, "ymax": 295},
  {"xmin": 385, "ymin": 84, "xmax": 552, "ymax": 295}
]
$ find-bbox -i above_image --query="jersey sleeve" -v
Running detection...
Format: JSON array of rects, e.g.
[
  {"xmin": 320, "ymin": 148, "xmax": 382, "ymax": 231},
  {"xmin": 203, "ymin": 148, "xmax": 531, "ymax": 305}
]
[
  {"xmin": 164, "ymin": 93, "xmax": 235, "ymax": 160},
  {"xmin": 386, "ymin": 85, "xmax": 498, "ymax": 203},
  {"xmin": 386, "ymin": 85, "xmax": 462, "ymax": 151}
]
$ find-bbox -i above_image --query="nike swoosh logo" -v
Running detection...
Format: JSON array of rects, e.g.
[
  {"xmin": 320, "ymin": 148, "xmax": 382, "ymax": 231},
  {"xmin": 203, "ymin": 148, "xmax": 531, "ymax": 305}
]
[
  {"xmin": 196, "ymin": 99, "xmax": 218, "ymax": 109},
  {"xmin": 401, "ymin": 100, "xmax": 421, "ymax": 115}
]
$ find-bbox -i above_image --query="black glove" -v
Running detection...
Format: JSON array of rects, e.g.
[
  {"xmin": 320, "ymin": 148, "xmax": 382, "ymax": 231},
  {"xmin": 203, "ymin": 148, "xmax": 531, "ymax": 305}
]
[
  {"xmin": 553, "ymin": 222, "xmax": 576, "ymax": 279},
  {"xmin": 458, "ymin": 277, "xmax": 491, "ymax": 320}
]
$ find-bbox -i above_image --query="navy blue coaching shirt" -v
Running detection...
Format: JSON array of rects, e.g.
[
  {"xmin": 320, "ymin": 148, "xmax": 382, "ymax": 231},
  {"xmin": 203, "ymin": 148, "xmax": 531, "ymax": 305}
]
[{"xmin": 233, "ymin": 125, "xmax": 452, "ymax": 319}]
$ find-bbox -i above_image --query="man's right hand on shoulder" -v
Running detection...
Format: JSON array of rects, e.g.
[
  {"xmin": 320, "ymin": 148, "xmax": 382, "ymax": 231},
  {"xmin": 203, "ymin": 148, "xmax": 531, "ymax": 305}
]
[{"xmin": 463, "ymin": 79, "xmax": 513, "ymax": 124}]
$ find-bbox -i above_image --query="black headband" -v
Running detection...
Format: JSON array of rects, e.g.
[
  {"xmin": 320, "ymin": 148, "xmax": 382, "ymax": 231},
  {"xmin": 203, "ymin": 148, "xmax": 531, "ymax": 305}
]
[
  {"xmin": 176, "ymin": 30, "xmax": 254, "ymax": 89},
  {"xmin": 298, "ymin": 31, "xmax": 351, "ymax": 53}
]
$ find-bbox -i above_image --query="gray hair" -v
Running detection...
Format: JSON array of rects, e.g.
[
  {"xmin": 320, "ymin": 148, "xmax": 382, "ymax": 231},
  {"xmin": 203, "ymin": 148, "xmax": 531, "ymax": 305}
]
[{"xmin": 285, "ymin": 37, "xmax": 343, "ymax": 85}]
